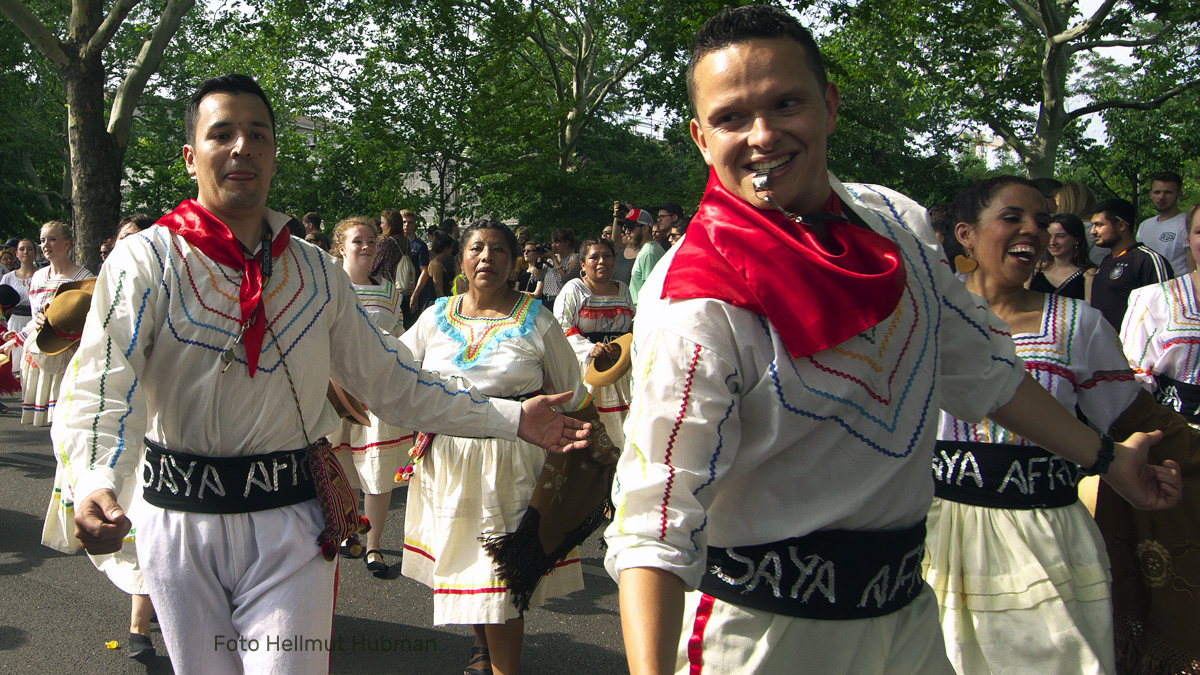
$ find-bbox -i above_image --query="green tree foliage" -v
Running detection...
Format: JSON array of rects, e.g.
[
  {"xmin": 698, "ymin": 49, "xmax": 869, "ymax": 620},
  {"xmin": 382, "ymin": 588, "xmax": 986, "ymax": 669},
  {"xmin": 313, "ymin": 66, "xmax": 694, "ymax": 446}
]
[
  {"xmin": 1065, "ymin": 19, "xmax": 1200, "ymax": 215},
  {"xmin": 1, "ymin": 0, "xmax": 197, "ymax": 268},
  {"xmin": 818, "ymin": 0, "xmax": 1200, "ymax": 180},
  {"xmin": 333, "ymin": 0, "xmax": 715, "ymax": 236},
  {"xmin": 0, "ymin": 20, "xmax": 66, "ymax": 238},
  {"xmin": 820, "ymin": 14, "xmax": 978, "ymax": 205}
]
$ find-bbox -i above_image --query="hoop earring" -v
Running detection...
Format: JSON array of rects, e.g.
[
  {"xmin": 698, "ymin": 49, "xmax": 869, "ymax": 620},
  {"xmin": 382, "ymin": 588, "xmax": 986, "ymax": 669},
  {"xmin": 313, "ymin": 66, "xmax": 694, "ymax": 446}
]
[{"xmin": 954, "ymin": 252, "xmax": 978, "ymax": 274}]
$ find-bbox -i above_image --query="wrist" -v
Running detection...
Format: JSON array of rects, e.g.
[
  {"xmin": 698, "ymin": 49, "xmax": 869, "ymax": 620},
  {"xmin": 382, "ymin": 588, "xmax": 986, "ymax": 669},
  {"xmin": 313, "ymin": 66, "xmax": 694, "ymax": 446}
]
[{"xmin": 1079, "ymin": 433, "xmax": 1115, "ymax": 476}]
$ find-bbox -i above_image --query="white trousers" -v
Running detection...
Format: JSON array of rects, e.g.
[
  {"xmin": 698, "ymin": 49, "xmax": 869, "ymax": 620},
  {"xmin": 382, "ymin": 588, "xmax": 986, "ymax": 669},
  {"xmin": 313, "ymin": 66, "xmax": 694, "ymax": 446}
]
[
  {"xmin": 134, "ymin": 499, "xmax": 336, "ymax": 675},
  {"xmin": 678, "ymin": 585, "xmax": 955, "ymax": 675}
]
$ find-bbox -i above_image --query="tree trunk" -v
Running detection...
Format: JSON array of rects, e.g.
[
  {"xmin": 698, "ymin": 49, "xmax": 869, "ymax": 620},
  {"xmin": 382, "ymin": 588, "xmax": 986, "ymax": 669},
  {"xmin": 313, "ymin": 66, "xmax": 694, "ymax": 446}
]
[
  {"xmin": 436, "ymin": 155, "xmax": 448, "ymax": 224},
  {"xmin": 64, "ymin": 53, "xmax": 123, "ymax": 271},
  {"xmin": 1023, "ymin": 150, "xmax": 1056, "ymax": 180}
]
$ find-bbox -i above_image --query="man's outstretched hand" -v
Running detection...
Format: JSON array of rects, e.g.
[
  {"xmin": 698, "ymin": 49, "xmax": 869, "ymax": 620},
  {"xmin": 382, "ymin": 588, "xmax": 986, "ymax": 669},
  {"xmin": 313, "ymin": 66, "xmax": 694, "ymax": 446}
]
[
  {"xmin": 74, "ymin": 489, "xmax": 131, "ymax": 554},
  {"xmin": 519, "ymin": 392, "xmax": 592, "ymax": 453}
]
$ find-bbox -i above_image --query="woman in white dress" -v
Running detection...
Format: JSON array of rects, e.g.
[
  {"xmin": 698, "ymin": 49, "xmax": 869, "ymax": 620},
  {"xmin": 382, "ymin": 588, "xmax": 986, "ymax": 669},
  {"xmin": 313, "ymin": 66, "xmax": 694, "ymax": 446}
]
[
  {"xmin": 1109, "ymin": 202, "xmax": 1200, "ymax": 673},
  {"xmin": 400, "ymin": 220, "xmax": 590, "ymax": 675},
  {"xmin": 925, "ymin": 176, "xmax": 1158, "ymax": 675},
  {"xmin": 0, "ymin": 222, "xmax": 92, "ymax": 426},
  {"xmin": 553, "ymin": 237, "xmax": 634, "ymax": 445},
  {"xmin": 1, "ymin": 238, "xmax": 38, "ymax": 374},
  {"xmin": 326, "ymin": 216, "xmax": 411, "ymax": 578}
]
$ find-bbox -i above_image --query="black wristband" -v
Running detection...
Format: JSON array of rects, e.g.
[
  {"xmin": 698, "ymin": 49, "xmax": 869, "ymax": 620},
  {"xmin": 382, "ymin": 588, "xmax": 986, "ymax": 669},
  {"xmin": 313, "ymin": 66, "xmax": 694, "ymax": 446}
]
[{"xmin": 1080, "ymin": 433, "xmax": 1115, "ymax": 476}]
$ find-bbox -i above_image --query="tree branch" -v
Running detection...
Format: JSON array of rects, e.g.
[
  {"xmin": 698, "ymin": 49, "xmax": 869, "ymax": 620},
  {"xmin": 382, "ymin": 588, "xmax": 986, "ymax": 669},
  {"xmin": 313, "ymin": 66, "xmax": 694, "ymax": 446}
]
[
  {"xmin": 107, "ymin": 0, "xmax": 197, "ymax": 148},
  {"xmin": 1067, "ymin": 79, "xmax": 1200, "ymax": 121},
  {"xmin": 86, "ymin": 0, "xmax": 141, "ymax": 59},
  {"xmin": 1054, "ymin": 0, "xmax": 1118, "ymax": 44},
  {"xmin": 511, "ymin": 45, "xmax": 558, "ymax": 92},
  {"xmin": 526, "ymin": 21, "xmax": 566, "ymax": 105},
  {"xmin": 1002, "ymin": 0, "xmax": 1046, "ymax": 35},
  {"xmin": 1067, "ymin": 31, "xmax": 1168, "ymax": 53},
  {"xmin": 2, "ymin": 181, "xmax": 64, "ymax": 201},
  {"xmin": 981, "ymin": 112, "xmax": 1032, "ymax": 160},
  {"xmin": 530, "ymin": 0, "xmax": 577, "ymax": 56},
  {"xmin": 584, "ymin": 48, "xmax": 650, "ymax": 112},
  {"xmin": 0, "ymin": 0, "xmax": 70, "ymax": 69}
]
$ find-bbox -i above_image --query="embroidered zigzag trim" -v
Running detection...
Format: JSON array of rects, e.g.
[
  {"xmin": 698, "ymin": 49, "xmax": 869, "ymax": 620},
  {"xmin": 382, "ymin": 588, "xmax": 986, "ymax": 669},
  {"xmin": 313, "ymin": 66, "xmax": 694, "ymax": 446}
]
[{"xmin": 435, "ymin": 294, "xmax": 538, "ymax": 370}]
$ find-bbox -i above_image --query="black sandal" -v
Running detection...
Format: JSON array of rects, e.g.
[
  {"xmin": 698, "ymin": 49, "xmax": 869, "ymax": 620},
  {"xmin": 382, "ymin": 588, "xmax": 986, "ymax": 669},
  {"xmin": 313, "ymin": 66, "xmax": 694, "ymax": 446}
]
[
  {"xmin": 465, "ymin": 646, "xmax": 492, "ymax": 675},
  {"xmin": 128, "ymin": 632, "xmax": 155, "ymax": 661},
  {"xmin": 364, "ymin": 549, "xmax": 388, "ymax": 578}
]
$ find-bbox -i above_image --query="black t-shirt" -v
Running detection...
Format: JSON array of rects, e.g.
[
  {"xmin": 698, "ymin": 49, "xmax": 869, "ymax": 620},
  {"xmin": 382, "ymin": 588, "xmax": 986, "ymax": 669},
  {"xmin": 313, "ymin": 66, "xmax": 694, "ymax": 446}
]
[
  {"xmin": 517, "ymin": 263, "xmax": 543, "ymax": 294},
  {"xmin": 1091, "ymin": 243, "xmax": 1173, "ymax": 328}
]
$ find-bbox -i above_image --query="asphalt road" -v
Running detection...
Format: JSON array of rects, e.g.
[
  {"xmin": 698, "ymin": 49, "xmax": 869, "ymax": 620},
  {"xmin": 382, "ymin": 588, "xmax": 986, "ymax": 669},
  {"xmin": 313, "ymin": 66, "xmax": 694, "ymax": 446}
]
[{"xmin": 0, "ymin": 395, "xmax": 630, "ymax": 674}]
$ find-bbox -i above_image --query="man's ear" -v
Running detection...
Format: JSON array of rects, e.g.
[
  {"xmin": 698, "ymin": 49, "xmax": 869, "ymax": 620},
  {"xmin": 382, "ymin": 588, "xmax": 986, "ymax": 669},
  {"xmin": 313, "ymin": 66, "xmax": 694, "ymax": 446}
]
[
  {"xmin": 182, "ymin": 144, "xmax": 197, "ymax": 178},
  {"xmin": 824, "ymin": 82, "xmax": 840, "ymax": 137},
  {"xmin": 690, "ymin": 118, "xmax": 714, "ymax": 166}
]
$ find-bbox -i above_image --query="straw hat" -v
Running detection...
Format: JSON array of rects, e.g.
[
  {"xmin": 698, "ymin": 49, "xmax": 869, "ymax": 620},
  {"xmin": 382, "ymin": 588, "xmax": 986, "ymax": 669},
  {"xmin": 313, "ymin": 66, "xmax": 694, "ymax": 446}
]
[
  {"xmin": 327, "ymin": 380, "xmax": 370, "ymax": 425},
  {"xmin": 36, "ymin": 277, "xmax": 96, "ymax": 356},
  {"xmin": 583, "ymin": 333, "xmax": 633, "ymax": 387}
]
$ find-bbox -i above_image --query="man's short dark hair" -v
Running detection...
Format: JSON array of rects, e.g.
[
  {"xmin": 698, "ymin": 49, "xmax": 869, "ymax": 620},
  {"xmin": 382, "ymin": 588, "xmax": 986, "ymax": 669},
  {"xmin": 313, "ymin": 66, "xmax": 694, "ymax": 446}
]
[
  {"xmin": 1150, "ymin": 171, "xmax": 1183, "ymax": 191},
  {"xmin": 302, "ymin": 212, "xmax": 321, "ymax": 229},
  {"xmin": 118, "ymin": 212, "xmax": 156, "ymax": 232},
  {"xmin": 1093, "ymin": 198, "xmax": 1136, "ymax": 230},
  {"xmin": 927, "ymin": 201, "xmax": 963, "ymax": 263},
  {"xmin": 660, "ymin": 202, "xmax": 684, "ymax": 218},
  {"xmin": 687, "ymin": 5, "xmax": 827, "ymax": 115},
  {"xmin": 185, "ymin": 74, "xmax": 277, "ymax": 146}
]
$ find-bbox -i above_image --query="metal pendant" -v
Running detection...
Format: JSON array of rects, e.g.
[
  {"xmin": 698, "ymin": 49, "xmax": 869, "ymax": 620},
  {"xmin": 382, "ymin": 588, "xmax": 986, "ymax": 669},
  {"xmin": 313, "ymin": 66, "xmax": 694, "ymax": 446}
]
[{"xmin": 220, "ymin": 317, "xmax": 254, "ymax": 374}]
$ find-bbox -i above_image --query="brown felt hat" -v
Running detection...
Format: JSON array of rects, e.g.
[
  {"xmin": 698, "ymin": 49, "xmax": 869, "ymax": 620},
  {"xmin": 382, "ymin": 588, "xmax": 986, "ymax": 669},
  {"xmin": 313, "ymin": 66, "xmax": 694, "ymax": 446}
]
[
  {"xmin": 327, "ymin": 380, "xmax": 370, "ymax": 426},
  {"xmin": 0, "ymin": 284, "xmax": 19, "ymax": 320},
  {"xmin": 583, "ymin": 333, "xmax": 633, "ymax": 387},
  {"xmin": 36, "ymin": 277, "xmax": 96, "ymax": 356}
]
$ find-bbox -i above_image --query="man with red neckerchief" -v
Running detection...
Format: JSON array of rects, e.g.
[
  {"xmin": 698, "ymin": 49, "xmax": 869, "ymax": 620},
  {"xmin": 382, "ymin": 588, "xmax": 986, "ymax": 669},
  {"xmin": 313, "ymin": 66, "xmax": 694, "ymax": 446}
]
[
  {"xmin": 55, "ymin": 74, "xmax": 590, "ymax": 674},
  {"xmin": 603, "ymin": 7, "xmax": 1181, "ymax": 675}
]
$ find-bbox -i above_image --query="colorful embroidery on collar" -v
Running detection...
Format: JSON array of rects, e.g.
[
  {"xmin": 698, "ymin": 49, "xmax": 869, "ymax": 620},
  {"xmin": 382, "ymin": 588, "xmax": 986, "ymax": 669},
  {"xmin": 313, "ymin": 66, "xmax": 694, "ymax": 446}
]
[{"xmin": 434, "ymin": 294, "xmax": 539, "ymax": 370}]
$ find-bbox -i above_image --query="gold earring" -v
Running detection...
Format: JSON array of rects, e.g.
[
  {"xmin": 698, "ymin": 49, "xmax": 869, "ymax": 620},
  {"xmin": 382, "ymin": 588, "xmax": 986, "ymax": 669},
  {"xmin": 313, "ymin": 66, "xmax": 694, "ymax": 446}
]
[{"xmin": 954, "ymin": 252, "xmax": 978, "ymax": 274}]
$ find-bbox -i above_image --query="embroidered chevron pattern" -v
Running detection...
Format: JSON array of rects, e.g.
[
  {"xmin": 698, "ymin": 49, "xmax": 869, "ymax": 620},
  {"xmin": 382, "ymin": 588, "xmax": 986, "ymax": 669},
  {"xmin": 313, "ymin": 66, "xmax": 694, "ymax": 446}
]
[{"xmin": 435, "ymin": 294, "xmax": 538, "ymax": 370}]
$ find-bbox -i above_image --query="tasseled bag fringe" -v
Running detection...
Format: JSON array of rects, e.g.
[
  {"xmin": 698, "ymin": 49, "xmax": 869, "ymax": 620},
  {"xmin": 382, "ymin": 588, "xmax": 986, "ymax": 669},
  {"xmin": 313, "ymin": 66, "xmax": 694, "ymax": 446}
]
[{"xmin": 481, "ymin": 405, "xmax": 620, "ymax": 614}]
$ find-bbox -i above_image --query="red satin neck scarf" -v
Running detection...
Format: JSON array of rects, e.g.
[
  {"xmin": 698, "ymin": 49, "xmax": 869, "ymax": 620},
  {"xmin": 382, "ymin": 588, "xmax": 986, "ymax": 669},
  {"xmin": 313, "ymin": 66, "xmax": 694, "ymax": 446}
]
[
  {"xmin": 662, "ymin": 170, "xmax": 906, "ymax": 358},
  {"xmin": 157, "ymin": 199, "xmax": 290, "ymax": 377}
]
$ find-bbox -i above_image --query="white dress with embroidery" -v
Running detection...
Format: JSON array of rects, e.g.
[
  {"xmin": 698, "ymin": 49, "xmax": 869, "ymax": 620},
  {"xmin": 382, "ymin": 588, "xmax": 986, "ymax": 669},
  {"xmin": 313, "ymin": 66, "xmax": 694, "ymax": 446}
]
[
  {"xmin": 399, "ymin": 293, "xmax": 590, "ymax": 624},
  {"xmin": 1123, "ymin": 276, "xmax": 1200, "ymax": 394},
  {"xmin": 2, "ymin": 269, "xmax": 33, "ymax": 373},
  {"xmin": 20, "ymin": 266, "xmax": 94, "ymax": 426},
  {"xmin": 328, "ymin": 277, "xmax": 412, "ymax": 494},
  {"xmin": 926, "ymin": 294, "xmax": 1140, "ymax": 675},
  {"xmin": 553, "ymin": 278, "xmax": 634, "ymax": 446}
]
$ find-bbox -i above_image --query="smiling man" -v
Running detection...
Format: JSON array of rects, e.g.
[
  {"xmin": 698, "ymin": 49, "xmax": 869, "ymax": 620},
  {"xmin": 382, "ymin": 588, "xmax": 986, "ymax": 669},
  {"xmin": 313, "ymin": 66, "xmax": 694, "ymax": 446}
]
[
  {"xmin": 603, "ymin": 7, "xmax": 1180, "ymax": 675},
  {"xmin": 55, "ymin": 74, "xmax": 589, "ymax": 674}
]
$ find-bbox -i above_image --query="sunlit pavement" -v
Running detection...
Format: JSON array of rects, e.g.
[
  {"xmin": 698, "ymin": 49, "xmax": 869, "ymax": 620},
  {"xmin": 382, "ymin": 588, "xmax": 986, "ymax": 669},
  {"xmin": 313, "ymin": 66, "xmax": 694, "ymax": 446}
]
[{"xmin": 0, "ymin": 395, "xmax": 628, "ymax": 674}]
